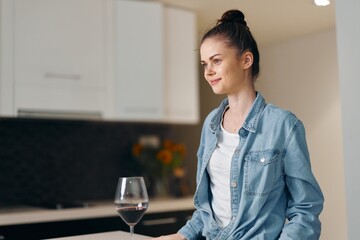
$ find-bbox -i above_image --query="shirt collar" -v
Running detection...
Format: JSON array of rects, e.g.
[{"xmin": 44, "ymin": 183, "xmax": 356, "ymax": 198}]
[{"xmin": 209, "ymin": 92, "xmax": 266, "ymax": 134}]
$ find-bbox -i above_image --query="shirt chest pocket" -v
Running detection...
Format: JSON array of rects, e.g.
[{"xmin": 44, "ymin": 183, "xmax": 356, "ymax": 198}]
[{"xmin": 244, "ymin": 149, "xmax": 281, "ymax": 197}]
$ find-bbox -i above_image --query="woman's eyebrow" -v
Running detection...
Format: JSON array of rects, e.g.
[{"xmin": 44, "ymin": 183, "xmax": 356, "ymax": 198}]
[{"xmin": 201, "ymin": 53, "xmax": 221, "ymax": 63}]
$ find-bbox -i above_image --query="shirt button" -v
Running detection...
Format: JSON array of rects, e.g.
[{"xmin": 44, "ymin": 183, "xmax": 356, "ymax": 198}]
[
  {"xmin": 232, "ymin": 216, "xmax": 236, "ymax": 221},
  {"xmin": 239, "ymin": 128, "xmax": 248, "ymax": 137},
  {"xmin": 260, "ymin": 157, "xmax": 266, "ymax": 164},
  {"xmin": 231, "ymin": 181, "xmax": 237, "ymax": 188}
]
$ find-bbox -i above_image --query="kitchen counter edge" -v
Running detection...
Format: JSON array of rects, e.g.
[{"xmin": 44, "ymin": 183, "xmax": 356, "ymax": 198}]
[{"xmin": 0, "ymin": 196, "xmax": 194, "ymax": 226}]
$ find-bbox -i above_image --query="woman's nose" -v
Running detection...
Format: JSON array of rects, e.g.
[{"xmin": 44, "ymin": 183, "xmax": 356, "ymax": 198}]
[{"xmin": 205, "ymin": 65, "xmax": 215, "ymax": 76}]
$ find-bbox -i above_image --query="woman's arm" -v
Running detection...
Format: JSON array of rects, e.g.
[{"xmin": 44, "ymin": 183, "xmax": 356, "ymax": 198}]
[
  {"xmin": 280, "ymin": 121, "xmax": 324, "ymax": 240},
  {"xmin": 151, "ymin": 233, "xmax": 186, "ymax": 240}
]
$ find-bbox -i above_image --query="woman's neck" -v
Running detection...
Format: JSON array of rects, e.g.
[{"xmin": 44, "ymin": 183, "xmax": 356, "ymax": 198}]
[
  {"xmin": 227, "ymin": 87, "xmax": 256, "ymax": 117},
  {"xmin": 222, "ymin": 88, "xmax": 256, "ymax": 133}
]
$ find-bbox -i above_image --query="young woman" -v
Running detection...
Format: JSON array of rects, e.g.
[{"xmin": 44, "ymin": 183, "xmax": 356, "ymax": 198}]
[{"xmin": 153, "ymin": 9, "xmax": 324, "ymax": 240}]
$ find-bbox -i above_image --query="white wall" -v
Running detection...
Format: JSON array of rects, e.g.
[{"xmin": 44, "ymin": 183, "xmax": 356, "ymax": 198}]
[
  {"xmin": 336, "ymin": 1, "xmax": 360, "ymax": 239},
  {"xmin": 256, "ymin": 29, "xmax": 347, "ymax": 240}
]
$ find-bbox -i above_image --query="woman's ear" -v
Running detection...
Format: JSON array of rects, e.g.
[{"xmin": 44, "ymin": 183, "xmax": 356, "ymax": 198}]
[{"xmin": 243, "ymin": 51, "xmax": 254, "ymax": 69}]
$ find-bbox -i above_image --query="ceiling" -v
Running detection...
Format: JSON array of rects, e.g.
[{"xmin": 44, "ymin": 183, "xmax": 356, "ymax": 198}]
[{"xmin": 158, "ymin": 0, "xmax": 336, "ymax": 46}]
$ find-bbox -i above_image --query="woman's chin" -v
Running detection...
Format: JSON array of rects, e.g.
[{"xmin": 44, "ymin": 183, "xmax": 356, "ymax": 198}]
[{"xmin": 211, "ymin": 88, "xmax": 225, "ymax": 95}]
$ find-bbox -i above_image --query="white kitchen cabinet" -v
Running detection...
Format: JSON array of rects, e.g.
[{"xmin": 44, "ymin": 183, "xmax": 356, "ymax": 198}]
[
  {"xmin": 4, "ymin": 0, "xmax": 108, "ymax": 119},
  {"xmin": 1, "ymin": 0, "xmax": 199, "ymax": 123},
  {"xmin": 164, "ymin": 7, "xmax": 199, "ymax": 123},
  {"xmin": 111, "ymin": 0, "xmax": 199, "ymax": 123},
  {"xmin": 0, "ymin": 0, "xmax": 15, "ymax": 116},
  {"xmin": 112, "ymin": 0, "xmax": 165, "ymax": 121}
]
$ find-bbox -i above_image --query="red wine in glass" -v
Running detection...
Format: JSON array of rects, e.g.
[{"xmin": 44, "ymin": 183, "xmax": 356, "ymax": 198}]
[
  {"xmin": 115, "ymin": 202, "xmax": 148, "ymax": 226},
  {"xmin": 114, "ymin": 177, "xmax": 149, "ymax": 240}
]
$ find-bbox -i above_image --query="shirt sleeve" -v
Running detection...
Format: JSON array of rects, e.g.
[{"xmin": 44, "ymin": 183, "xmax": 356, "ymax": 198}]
[
  {"xmin": 177, "ymin": 153, "xmax": 205, "ymax": 240},
  {"xmin": 279, "ymin": 120, "xmax": 324, "ymax": 240},
  {"xmin": 178, "ymin": 123, "xmax": 208, "ymax": 240},
  {"xmin": 178, "ymin": 209, "xmax": 204, "ymax": 240}
]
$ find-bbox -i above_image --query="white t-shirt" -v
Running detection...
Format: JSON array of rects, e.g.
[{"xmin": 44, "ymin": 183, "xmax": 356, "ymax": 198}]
[{"xmin": 206, "ymin": 123, "xmax": 239, "ymax": 227}]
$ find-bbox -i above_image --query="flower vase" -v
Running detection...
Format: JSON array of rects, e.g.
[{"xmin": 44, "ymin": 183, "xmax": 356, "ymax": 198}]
[
  {"xmin": 154, "ymin": 178, "xmax": 169, "ymax": 198},
  {"xmin": 155, "ymin": 166, "xmax": 170, "ymax": 198}
]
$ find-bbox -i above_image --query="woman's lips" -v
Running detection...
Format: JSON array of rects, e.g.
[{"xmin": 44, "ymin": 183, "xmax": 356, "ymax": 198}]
[{"xmin": 209, "ymin": 78, "xmax": 221, "ymax": 86}]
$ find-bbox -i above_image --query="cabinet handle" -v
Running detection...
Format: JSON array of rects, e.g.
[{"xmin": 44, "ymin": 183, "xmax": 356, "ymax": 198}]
[
  {"xmin": 141, "ymin": 217, "xmax": 177, "ymax": 226},
  {"xmin": 124, "ymin": 107, "xmax": 159, "ymax": 114},
  {"xmin": 44, "ymin": 72, "xmax": 82, "ymax": 80}
]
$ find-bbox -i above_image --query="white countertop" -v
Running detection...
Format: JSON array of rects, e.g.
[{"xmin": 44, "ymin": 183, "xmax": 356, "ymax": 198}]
[
  {"xmin": 45, "ymin": 230, "xmax": 150, "ymax": 240},
  {"xmin": 0, "ymin": 197, "xmax": 194, "ymax": 226}
]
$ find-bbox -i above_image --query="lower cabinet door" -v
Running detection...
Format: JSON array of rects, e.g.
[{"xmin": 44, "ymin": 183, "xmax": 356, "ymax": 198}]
[
  {"xmin": 137, "ymin": 210, "xmax": 194, "ymax": 237},
  {"xmin": 0, "ymin": 217, "xmax": 126, "ymax": 240},
  {"xmin": 0, "ymin": 209, "xmax": 195, "ymax": 240}
]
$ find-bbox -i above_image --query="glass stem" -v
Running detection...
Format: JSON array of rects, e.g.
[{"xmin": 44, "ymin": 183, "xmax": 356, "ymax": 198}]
[{"xmin": 130, "ymin": 225, "xmax": 134, "ymax": 240}]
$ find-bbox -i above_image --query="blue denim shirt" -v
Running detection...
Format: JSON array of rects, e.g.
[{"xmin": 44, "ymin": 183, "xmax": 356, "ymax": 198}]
[{"xmin": 179, "ymin": 93, "xmax": 324, "ymax": 240}]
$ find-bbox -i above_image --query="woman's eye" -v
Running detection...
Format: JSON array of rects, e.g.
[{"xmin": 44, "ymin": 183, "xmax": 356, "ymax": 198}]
[
  {"xmin": 213, "ymin": 59, "xmax": 221, "ymax": 64},
  {"xmin": 201, "ymin": 63, "xmax": 207, "ymax": 69}
]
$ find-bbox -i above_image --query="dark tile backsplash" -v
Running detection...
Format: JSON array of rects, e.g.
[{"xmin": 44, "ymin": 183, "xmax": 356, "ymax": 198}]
[{"xmin": 0, "ymin": 117, "xmax": 200, "ymax": 207}]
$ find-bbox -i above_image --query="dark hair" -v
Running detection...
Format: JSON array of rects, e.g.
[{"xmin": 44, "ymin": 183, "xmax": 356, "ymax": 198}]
[{"xmin": 201, "ymin": 9, "xmax": 260, "ymax": 80}]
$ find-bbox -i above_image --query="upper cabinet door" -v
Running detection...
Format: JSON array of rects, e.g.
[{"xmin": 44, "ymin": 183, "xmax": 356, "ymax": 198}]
[
  {"xmin": 14, "ymin": 0, "xmax": 105, "ymax": 88},
  {"xmin": 113, "ymin": 0, "xmax": 165, "ymax": 121},
  {"xmin": 12, "ymin": 0, "xmax": 107, "ymax": 117},
  {"xmin": 0, "ymin": 0, "xmax": 15, "ymax": 116},
  {"xmin": 164, "ymin": 7, "xmax": 199, "ymax": 124}
]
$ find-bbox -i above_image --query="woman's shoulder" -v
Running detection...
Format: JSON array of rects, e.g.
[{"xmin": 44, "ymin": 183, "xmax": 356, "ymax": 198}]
[
  {"xmin": 205, "ymin": 107, "xmax": 220, "ymax": 121},
  {"xmin": 263, "ymin": 103, "xmax": 301, "ymax": 126}
]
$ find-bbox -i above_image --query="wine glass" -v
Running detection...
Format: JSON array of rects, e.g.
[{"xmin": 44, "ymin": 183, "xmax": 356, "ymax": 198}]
[{"xmin": 114, "ymin": 176, "xmax": 149, "ymax": 240}]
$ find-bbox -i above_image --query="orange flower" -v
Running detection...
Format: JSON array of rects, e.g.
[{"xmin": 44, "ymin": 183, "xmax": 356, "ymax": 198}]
[
  {"xmin": 174, "ymin": 143, "xmax": 186, "ymax": 157},
  {"xmin": 156, "ymin": 149, "xmax": 173, "ymax": 165},
  {"xmin": 173, "ymin": 167, "xmax": 185, "ymax": 178},
  {"xmin": 163, "ymin": 139, "xmax": 174, "ymax": 150},
  {"xmin": 132, "ymin": 143, "xmax": 143, "ymax": 157}
]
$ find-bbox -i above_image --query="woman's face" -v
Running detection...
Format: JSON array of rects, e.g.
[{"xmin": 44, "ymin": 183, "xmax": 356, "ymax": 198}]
[{"xmin": 200, "ymin": 37, "xmax": 248, "ymax": 95}]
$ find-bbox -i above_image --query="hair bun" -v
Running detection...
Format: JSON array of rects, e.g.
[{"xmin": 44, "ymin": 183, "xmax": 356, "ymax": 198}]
[{"xmin": 218, "ymin": 9, "xmax": 247, "ymax": 27}]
